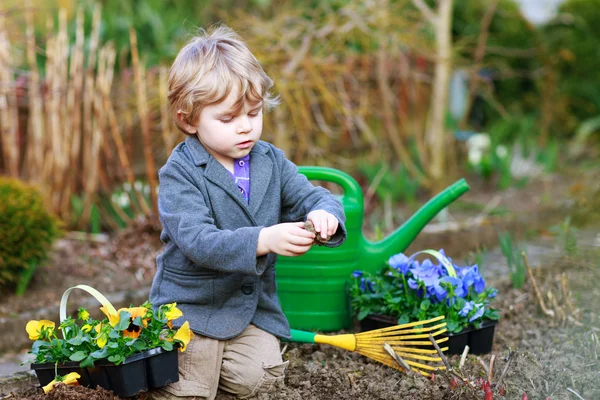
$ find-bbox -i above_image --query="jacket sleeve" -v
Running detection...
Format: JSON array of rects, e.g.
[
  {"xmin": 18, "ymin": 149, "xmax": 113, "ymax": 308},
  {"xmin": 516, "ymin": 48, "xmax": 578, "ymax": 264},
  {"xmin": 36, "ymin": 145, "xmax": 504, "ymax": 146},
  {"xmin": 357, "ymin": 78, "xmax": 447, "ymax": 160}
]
[
  {"xmin": 158, "ymin": 159, "xmax": 268, "ymax": 275},
  {"xmin": 277, "ymin": 149, "xmax": 347, "ymax": 247}
]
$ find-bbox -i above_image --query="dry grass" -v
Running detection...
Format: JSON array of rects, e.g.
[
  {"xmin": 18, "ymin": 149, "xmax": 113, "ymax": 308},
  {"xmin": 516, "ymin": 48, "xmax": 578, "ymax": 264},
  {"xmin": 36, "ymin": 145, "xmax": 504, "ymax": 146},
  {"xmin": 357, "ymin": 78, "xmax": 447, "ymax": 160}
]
[{"xmin": 0, "ymin": 2, "xmax": 444, "ymax": 230}]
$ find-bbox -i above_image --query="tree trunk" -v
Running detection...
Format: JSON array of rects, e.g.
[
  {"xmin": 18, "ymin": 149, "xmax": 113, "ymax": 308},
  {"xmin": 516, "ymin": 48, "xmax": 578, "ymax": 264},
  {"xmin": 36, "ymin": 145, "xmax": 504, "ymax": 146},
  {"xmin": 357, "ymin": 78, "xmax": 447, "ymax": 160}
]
[{"xmin": 426, "ymin": 0, "xmax": 453, "ymax": 186}]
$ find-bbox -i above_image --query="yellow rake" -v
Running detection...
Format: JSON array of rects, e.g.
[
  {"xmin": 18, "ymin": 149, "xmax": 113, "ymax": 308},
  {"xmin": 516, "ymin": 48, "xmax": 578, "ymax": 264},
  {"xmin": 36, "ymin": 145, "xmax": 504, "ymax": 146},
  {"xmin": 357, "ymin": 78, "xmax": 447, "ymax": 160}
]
[{"xmin": 288, "ymin": 315, "xmax": 449, "ymax": 376}]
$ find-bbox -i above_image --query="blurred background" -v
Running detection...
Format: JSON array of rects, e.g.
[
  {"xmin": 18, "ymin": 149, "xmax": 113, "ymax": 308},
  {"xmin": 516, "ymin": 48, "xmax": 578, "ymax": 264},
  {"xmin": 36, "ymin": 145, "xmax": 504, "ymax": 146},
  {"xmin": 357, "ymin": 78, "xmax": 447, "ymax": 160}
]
[{"xmin": 0, "ymin": 0, "xmax": 598, "ymax": 233}]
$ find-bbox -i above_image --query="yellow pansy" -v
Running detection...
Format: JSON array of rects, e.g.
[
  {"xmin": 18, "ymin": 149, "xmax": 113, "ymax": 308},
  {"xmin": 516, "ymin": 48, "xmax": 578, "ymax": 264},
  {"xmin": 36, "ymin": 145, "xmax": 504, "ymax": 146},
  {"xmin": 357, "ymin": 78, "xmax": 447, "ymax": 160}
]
[
  {"xmin": 173, "ymin": 321, "xmax": 193, "ymax": 352},
  {"xmin": 99, "ymin": 305, "xmax": 120, "ymax": 327},
  {"xmin": 96, "ymin": 331, "xmax": 108, "ymax": 349},
  {"xmin": 26, "ymin": 320, "xmax": 55, "ymax": 340},
  {"xmin": 81, "ymin": 324, "xmax": 93, "ymax": 333},
  {"xmin": 165, "ymin": 303, "xmax": 183, "ymax": 321},
  {"xmin": 43, "ymin": 372, "xmax": 80, "ymax": 394},
  {"xmin": 78, "ymin": 308, "xmax": 90, "ymax": 321}
]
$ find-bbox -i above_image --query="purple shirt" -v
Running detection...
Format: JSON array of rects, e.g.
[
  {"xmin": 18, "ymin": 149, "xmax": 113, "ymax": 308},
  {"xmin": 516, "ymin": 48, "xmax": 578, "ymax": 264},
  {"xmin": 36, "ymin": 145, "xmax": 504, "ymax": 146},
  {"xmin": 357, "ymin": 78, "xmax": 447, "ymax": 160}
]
[{"xmin": 229, "ymin": 154, "xmax": 250, "ymax": 203}]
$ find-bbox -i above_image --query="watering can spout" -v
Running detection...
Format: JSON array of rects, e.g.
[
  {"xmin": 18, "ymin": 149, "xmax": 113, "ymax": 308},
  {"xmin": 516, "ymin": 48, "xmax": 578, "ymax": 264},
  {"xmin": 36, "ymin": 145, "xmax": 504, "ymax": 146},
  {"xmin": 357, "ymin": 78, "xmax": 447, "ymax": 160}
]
[{"xmin": 358, "ymin": 178, "xmax": 470, "ymax": 272}]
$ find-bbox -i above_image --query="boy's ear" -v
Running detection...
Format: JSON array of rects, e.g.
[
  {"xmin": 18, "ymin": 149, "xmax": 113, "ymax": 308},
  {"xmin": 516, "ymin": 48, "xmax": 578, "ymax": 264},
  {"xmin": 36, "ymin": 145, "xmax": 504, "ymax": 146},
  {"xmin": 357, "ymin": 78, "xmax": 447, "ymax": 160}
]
[{"xmin": 177, "ymin": 111, "xmax": 197, "ymax": 134}]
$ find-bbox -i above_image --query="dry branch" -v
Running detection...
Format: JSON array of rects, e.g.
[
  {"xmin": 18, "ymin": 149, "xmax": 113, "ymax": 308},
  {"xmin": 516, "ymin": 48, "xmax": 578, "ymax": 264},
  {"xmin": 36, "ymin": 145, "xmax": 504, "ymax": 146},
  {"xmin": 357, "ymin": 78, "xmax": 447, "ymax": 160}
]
[{"xmin": 522, "ymin": 252, "xmax": 555, "ymax": 318}]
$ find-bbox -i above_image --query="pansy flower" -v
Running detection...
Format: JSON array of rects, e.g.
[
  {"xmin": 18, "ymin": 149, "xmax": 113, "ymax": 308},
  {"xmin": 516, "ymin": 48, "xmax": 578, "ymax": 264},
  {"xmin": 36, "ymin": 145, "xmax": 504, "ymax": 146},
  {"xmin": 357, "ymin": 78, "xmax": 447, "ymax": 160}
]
[
  {"xmin": 460, "ymin": 265, "xmax": 486, "ymax": 294},
  {"xmin": 26, "ymin": 320, "xmax": 55, "ymax": 340},
  {"xmin": 469, "ymin": 303, "xmax": 485, "ymax": 322},
  {"xmin": 42, "ymin": 372, "xmax": 80, "ymax": 394},
  {"xmin": 388, "ymin": 253, "xmax": 411, "ymax": 275},
  {"xmin": 172, "ymin": 321, "xmax": 193, "ymax": 352}
]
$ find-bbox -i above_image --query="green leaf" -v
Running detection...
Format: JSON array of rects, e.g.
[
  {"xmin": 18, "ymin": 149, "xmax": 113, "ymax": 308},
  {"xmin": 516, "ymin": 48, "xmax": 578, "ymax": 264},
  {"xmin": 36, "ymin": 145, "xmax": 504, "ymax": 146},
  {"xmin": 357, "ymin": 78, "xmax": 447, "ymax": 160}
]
[
  {"xmin": 133, "ymin": 340, "xmax": 147, "ymax": 352},
  {"xmin": 109, "ymin": 330, "xmax": 120, "ymax": 339},
  {"xmin": 91, "ymin": 347, "xmax": 109, "ymax": 359},
  {"xmin": 446, "ymin": 320, "xmax": 460, "ymax": 333},
  {"xmin": 80, "ymin": 356, "xmax": 96, "ymax": 368},
  {"xmin": 420, "ymin": 299, "xmax": 431, "ymax": 311},
  {"xmin": 108, "ymin": 355, "xmax": 121, "ymax": 363},
  {"xmin": 115, "ymin": 311, "xmax": 132, "ymax": 331},
  {"xmin": 161, "ymin": 341, "xmax": 174, "ymax": 352},
  {"xmin": 132, "ymin": 316, "xmax": 144, "ymax": 327},
  {"xmin": 69, "ymin": 351, "xmax": 87, "ymax": 362},
  {"xmin": 357, "ymin": 309, "xmax": 370, "ymax": 321}
]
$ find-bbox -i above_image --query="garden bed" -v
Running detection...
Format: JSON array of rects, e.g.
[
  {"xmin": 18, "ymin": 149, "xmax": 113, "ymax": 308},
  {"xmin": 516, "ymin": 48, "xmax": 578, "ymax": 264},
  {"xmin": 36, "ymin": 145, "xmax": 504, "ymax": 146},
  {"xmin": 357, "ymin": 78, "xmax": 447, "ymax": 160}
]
[{"xmin": 2, "ymin": 171, "xmax": 599, "ymax": 399}]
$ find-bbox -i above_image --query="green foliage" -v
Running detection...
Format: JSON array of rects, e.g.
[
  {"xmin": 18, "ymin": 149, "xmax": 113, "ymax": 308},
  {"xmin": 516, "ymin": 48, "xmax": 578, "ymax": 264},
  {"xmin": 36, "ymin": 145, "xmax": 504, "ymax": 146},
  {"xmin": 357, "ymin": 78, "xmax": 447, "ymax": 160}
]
[
  {"xmin": 358, "ymin": 161, "xmax": 420, "ymax": 205},
  {"xmin": 542, "ymin": 0, "xmax": 600, "ymax": 134},
  {"xmin": 549, "ymin": 217, "xmax": 579, "ymax": 257},
  {"xmin": 498, "ymin": 231, "xmax": 526, "ymax": 289},
  {"xmin": 0, "ymin": 178, "xmax": 62, "ymax": 294}
]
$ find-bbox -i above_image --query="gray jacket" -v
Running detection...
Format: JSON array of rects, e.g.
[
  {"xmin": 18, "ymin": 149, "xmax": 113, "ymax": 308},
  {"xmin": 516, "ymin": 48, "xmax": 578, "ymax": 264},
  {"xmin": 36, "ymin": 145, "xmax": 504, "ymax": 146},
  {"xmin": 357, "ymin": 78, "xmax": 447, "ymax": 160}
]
[{"xmin": 149, "ymin": 136, "xmax": 347, "ymax": 340}]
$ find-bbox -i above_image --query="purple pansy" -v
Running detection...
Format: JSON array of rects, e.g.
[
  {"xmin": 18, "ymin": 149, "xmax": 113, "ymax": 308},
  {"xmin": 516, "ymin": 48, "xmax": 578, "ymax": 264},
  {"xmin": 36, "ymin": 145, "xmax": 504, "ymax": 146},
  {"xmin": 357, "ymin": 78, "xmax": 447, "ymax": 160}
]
[
  {"xmin": 352, "ymin": 271, "xmax": 363, "ymax": 279},
  {"xmin": 459, "ymin": 301, "xmax": 474, "ymax": 317},
  {"xmin": 388, "ymin": 253, "xmax": 411, "ymax": 275},
  {"xmin": 469, "ymin": 303, "xmax": 485, "ymax": 322},
  {"xmin": 461, "ymin": 265, "xmax": 486, "ymax": 294}
]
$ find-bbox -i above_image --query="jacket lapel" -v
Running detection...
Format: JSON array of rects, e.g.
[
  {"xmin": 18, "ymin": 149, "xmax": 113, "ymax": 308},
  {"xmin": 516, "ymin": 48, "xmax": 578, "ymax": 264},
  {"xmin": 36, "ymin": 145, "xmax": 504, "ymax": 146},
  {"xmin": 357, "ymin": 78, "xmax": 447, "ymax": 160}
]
[
  {"xmin": 249, "ymin": 146, "xmax": 272, "ymax": 216},
  {"xmin": 185, "ymin": 136, "xmax": 272, "ymax": 219}
]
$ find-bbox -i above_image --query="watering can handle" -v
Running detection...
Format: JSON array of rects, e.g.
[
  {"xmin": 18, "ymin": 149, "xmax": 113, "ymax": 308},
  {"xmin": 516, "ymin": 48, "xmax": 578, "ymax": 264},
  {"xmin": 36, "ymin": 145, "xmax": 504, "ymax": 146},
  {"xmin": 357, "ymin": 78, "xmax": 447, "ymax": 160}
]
[
  {"xmin": 298, "ymin": 166, "xmax": 363, "ymax": 204},
  {"xmin": 407, "ymin": 249, "xmax": 457, "ymax": 278}
]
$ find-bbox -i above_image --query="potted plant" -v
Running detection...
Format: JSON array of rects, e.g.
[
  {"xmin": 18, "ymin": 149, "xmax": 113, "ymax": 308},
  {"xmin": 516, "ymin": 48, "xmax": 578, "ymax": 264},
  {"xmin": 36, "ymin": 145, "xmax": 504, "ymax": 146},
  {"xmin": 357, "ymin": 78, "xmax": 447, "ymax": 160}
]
[
  {"xmin": 26, "ymin": 285, "xmax": 193, "ymax": 396},
  {"xmin": 349, "ymin": 249, "xmax": 499, "ymax": 354}
]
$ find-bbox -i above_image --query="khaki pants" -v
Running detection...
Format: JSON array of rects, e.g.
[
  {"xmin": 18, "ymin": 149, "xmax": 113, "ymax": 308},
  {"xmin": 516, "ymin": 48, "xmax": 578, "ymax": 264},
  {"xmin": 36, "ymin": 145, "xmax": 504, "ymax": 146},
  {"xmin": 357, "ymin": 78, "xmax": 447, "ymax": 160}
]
[{"xmin": 150, "ymin": 324, "xmax": 288, "ymax": 400}]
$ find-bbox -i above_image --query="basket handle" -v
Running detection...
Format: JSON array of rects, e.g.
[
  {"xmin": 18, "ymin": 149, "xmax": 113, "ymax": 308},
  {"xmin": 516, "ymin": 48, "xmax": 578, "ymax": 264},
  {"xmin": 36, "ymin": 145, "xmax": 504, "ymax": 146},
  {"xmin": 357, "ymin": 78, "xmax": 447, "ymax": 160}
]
[
  {"xmin": 59, "ymin": 284, "xmax": 118, "ymax": 323},
  {"xmin": 406, "ymin": 249, "xmax": 457, "ymax": 278}
]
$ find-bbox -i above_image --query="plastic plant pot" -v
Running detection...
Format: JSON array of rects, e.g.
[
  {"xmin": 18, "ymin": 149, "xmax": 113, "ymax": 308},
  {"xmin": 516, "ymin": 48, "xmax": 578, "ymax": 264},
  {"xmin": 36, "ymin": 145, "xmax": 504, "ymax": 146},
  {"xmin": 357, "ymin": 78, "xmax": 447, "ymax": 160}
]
[
  {"xmin": 358, "ymin": 314, "xmax": 398, "ymax": 332},
  {"xmin": 145, "ymin": 346, "xmax": 180, "ymax": 389},
  {"xmin": 31, "ymin": 361, "xmax": 92, "ymax": 388},
  {"xmin": 468, "ymin": 319, "xmax": 498, "ymax": 355},
  {"xmin": 91, "ymin": 351, "xmax": 149, "ymax": 397},
  {"xmin": 442, "ymin": 328, "xmax": 472, "ymax": 355}
]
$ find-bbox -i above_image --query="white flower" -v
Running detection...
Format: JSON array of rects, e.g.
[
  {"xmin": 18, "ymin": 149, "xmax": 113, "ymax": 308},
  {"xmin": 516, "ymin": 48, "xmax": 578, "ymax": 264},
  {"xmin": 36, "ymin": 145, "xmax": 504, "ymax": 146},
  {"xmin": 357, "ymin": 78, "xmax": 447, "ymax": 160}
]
[
  {"xmin": 466, "ymin": 133, "xmax": 491, "ymax": 151},
  {"xmin": 495, "ymin": 145, "xmax": 508, "ymax": 158},
  {"xmin": 134, "ymin": 181, "xmax": 143, "ymax": 192},
  {"xmin": 468, "ymin": 149, "xmax": 483, "ymax": 166},
  {"xmin": 117, "ymin": 193, "xmax": 130, "ymax": 208}
]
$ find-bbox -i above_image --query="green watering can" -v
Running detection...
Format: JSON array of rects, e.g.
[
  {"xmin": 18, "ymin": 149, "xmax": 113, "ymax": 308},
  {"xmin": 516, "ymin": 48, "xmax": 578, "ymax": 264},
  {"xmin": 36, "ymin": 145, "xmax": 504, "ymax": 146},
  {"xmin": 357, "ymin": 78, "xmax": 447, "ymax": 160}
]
[{"xmin": 275, "ymin": 167, "xmax": 470, "ymax": 332}]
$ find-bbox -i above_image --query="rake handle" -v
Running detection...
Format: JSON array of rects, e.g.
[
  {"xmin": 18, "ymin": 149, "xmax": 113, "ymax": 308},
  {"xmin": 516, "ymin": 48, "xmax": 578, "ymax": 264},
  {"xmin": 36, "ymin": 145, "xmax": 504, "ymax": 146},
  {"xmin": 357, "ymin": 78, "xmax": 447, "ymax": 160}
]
[{"xmin": 286, "ymin": 329, "xmax": 317, "ymax": 343}]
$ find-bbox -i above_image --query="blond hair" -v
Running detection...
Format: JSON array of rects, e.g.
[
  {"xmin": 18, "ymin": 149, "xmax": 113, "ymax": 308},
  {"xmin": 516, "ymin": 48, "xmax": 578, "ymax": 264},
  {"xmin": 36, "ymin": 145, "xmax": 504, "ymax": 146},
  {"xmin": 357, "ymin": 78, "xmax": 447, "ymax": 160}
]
[{"xmin": 168, "ymin": 25, "xmax": 279, "ymax": 134}]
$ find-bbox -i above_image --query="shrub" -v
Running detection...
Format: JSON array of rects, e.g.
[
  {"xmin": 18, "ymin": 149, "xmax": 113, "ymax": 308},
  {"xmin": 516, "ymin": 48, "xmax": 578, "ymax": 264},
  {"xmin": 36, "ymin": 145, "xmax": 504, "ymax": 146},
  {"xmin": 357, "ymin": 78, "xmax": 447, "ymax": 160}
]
[{"xmin": 0, "ymin": 177, "xmax": 62, "ymax": 294}]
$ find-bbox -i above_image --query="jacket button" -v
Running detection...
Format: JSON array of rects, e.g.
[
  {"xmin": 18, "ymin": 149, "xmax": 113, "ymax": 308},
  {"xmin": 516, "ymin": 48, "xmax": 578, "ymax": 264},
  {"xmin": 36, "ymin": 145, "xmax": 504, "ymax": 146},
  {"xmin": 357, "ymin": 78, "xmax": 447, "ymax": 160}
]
[{"xmin": 241, "ymin": 283, "xmax": 254, "ymax": 295}]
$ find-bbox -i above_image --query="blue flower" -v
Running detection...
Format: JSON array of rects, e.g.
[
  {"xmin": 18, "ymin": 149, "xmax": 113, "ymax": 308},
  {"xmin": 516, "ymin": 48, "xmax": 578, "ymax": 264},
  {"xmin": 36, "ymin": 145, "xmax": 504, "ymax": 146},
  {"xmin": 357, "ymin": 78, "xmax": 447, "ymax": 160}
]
[
  {"xmin": 411, "ymin": 263, "xmax": 441, "ymax": 287},
  {"xmin": 439, "ymin": 276, "xmax": 466, "ymax": 299},
  {"xmin": 388, "ymin": 253, "xmax": 411, "ymax": 275},
  {"xmin": 469, "ymin": 303, "xmax": 485, "ymax": 322},
  {"xmin": 408, "ymin": 278, "xmax": 419, "ymax": 290},
  {"xmin": 359, "ymin": 278, "xmax": 374, "ymax": 293},
  {"xmin": 459, "ymin": 301, "xmax": 474, "ymax": 317},
  {"xmin": 487, "ymin": 288, "xmax": 498, "ymax": 299},
  {"xmin": 352, "ymin": 271, "xmax": 363, "ymax": 279},
  {"xmin": 461, "ymin": 265, "xmax": 486, "ymax": 294}
]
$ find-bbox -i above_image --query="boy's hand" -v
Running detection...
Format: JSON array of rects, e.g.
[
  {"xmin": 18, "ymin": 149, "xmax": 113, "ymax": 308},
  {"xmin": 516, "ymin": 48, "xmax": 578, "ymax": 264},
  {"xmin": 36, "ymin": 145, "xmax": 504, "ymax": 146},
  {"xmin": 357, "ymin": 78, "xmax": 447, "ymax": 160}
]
[
  {"xmin": 257, "ymin": 222, "xmax": 316, "ymax": 257},
  {"xmin": 306, "ymin": 210, "xmax": 339, "ymax": 240}
]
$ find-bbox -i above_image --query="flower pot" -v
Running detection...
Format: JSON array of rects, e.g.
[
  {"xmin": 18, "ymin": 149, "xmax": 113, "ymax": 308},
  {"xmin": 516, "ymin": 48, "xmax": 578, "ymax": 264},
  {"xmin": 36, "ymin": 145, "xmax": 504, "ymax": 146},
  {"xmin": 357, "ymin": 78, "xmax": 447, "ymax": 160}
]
[
  {"xmin": 92, "ymin": 352, "xmax": 149, "ymax": 397},
  {"xmin": 31, "ymin": 361, "xmax": 93, "ymax": 388},
  {"xmin": 442, "ymin": 328, "xmax": 472, "ymax": 355},
  {"xmin": 468, "ymin": 319, "xmax": 498, "ymax": 355},
  {"xmin": 31, "ymin": 347, "xmax": 180, "ymax": 397},
  {"xmin": 145, "ymin": 346, "xmax": 180, "ymax": 389},
  {"xmin": 359, "ymin": 314, "xmax": 398, "ymax": 332}
]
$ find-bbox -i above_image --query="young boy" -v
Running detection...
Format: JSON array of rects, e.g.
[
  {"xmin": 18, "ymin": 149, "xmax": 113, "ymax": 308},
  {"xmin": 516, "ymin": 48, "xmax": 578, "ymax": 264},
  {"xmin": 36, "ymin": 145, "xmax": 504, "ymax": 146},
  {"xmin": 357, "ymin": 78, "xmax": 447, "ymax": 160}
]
[{"xmin": 149, "ymin": 26, "xmax": 346, "ymax": 400}]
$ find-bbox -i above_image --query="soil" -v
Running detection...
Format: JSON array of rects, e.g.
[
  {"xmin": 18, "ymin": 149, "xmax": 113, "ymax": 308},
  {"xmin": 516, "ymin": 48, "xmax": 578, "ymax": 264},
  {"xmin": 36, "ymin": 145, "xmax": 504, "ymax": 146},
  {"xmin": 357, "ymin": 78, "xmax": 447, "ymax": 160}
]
[{"xmin": 2, "ymin": 170, "xmax": 600, "ymax": 400}]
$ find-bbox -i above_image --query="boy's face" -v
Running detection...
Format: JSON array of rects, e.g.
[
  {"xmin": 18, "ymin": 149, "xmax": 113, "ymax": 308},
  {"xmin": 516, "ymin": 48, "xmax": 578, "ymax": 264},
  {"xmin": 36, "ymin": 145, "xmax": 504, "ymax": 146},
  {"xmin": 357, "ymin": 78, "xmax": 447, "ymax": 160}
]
[{"xmin": 181, "ymin": 84, "xmax": 263, "ymax": 171}]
